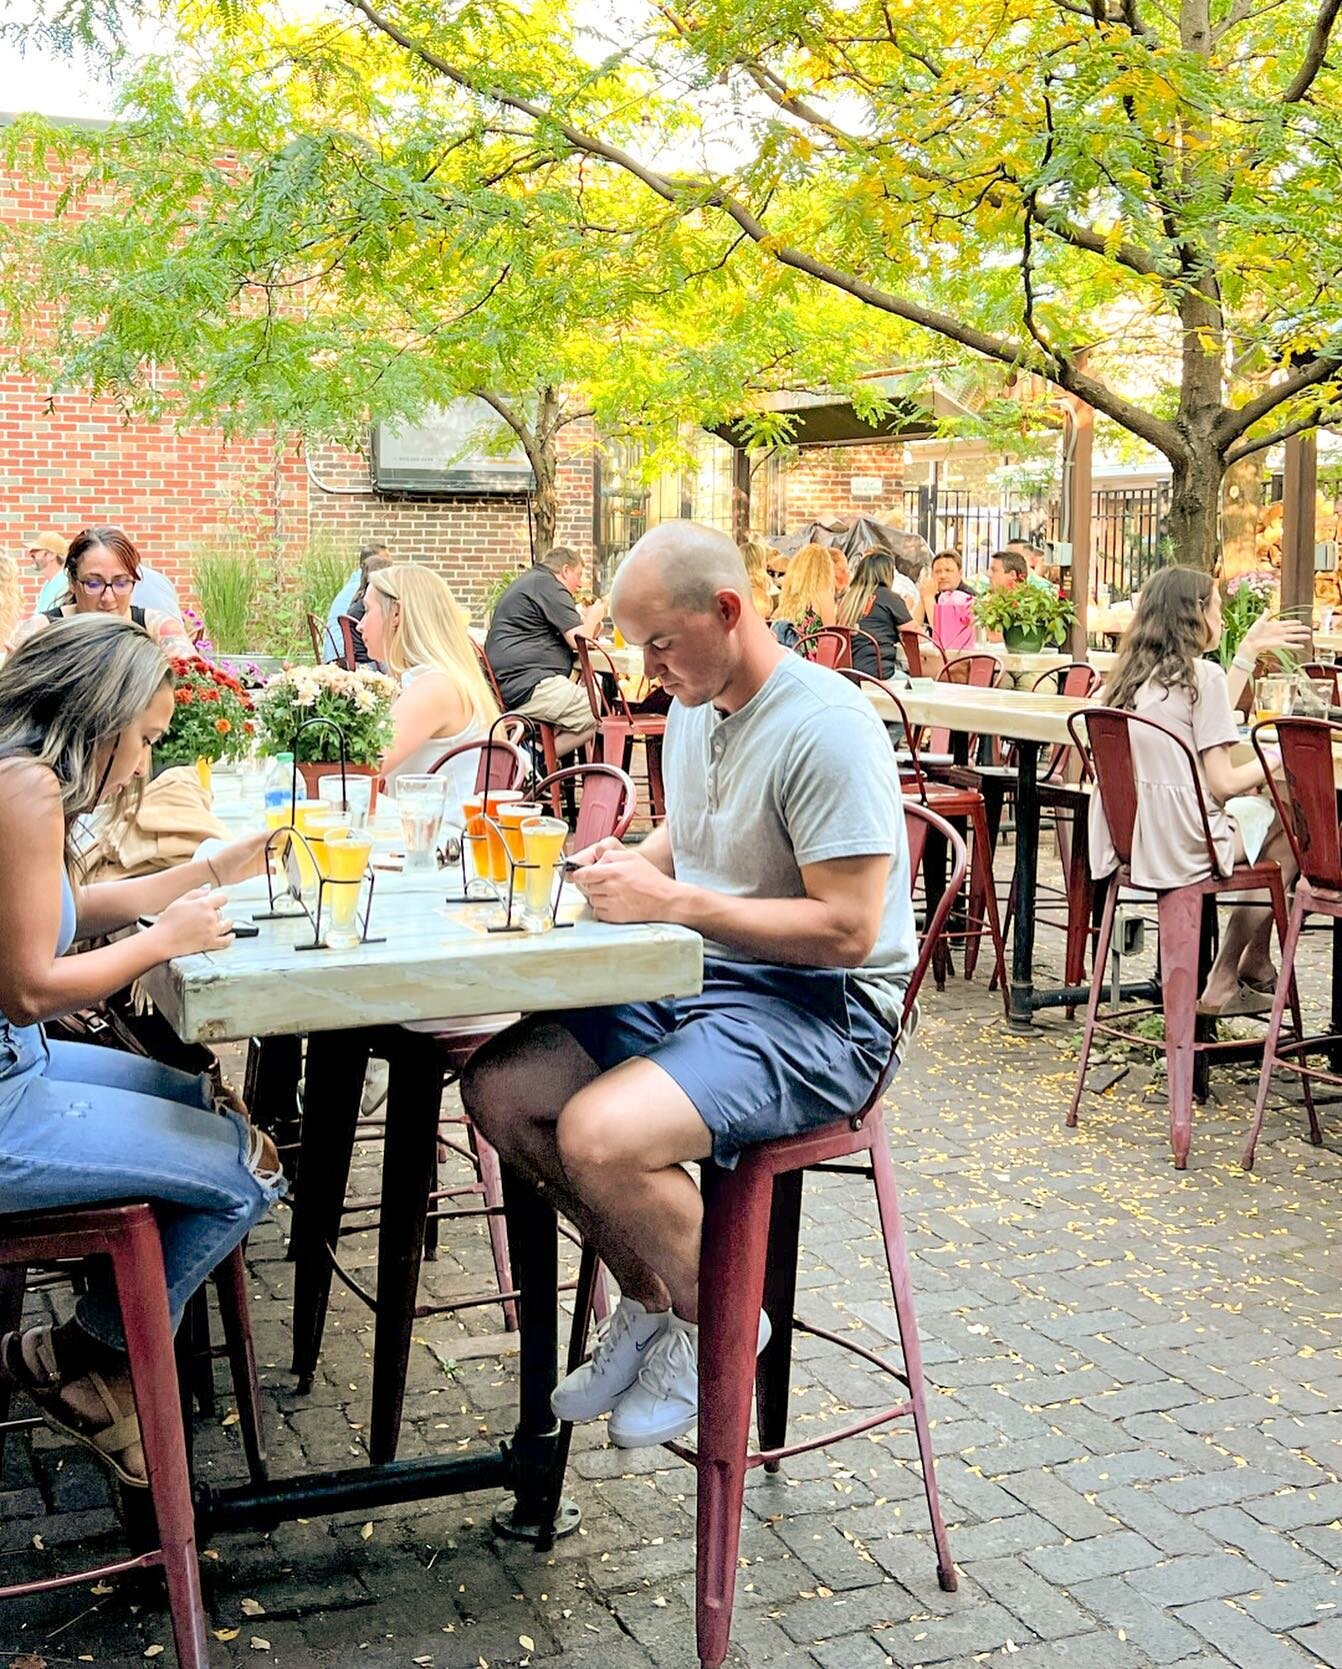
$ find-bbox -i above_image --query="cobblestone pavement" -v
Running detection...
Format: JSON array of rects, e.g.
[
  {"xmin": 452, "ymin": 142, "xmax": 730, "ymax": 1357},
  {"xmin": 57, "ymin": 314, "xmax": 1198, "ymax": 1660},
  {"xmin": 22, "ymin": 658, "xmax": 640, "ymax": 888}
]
[{"xmin": 3, "ymin": 923, "xmax": 1340, "ymax": 1669}]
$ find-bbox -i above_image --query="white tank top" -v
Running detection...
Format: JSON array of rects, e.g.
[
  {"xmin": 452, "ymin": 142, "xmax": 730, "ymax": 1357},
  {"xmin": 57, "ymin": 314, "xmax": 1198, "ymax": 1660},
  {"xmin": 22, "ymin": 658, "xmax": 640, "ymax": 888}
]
[{"xmin": 383, "ymin": 665, "xmax": 486, "ymax": 809}]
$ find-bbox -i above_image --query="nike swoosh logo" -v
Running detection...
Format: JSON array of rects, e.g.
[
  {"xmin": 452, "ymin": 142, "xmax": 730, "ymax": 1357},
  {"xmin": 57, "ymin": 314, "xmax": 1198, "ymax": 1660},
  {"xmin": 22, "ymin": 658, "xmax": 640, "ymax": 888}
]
[{"xmin": 635, "ymin": 1334, "xmax": 656, "ymax": 1352}]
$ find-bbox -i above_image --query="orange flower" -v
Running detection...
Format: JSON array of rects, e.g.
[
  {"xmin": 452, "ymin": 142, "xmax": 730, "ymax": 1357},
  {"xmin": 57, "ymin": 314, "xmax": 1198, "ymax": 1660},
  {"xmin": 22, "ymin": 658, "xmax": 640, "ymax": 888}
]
[{"xmin": 215, "ymin": 718, "xmax": 232, "ymax": 735}]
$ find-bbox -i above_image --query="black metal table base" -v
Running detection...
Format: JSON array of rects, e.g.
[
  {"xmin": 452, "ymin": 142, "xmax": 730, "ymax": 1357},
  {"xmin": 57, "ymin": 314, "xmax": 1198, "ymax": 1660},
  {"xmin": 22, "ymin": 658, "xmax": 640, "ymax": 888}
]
[{"xmin": 224, "ymin": 1030, "xmax": 581, "ymax": 1549}]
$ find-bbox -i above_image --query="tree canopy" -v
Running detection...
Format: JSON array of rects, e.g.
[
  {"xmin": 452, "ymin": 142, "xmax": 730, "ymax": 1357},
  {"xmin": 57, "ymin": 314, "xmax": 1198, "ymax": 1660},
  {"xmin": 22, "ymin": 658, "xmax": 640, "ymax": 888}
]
[{"xmin": 5, "ymin": 0, "xmax": 1342, "ymax": 565}]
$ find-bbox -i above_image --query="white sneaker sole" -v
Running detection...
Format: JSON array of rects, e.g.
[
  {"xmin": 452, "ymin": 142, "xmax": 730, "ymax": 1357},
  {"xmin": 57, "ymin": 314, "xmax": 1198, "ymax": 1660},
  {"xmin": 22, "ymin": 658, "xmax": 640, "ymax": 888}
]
[{"xmin": 606, "ymin": 1310, "xmax": 773, "ymax": 1449}]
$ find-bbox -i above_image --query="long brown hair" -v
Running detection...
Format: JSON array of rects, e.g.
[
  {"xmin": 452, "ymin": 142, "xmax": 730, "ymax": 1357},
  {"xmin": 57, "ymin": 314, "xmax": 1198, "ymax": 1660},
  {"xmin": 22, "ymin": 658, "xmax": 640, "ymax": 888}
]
[{"xmin": 1104, "ymin": 566, "xmax": 1215, "ymax": 710}]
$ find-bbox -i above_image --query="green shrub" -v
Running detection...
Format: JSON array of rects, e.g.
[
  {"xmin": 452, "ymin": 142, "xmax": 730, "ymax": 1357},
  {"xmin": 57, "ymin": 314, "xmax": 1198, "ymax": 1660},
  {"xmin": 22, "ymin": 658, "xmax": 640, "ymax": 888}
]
[{"xmin": 194, "ymin": 547, "xmax": 259, "ymax": 656}]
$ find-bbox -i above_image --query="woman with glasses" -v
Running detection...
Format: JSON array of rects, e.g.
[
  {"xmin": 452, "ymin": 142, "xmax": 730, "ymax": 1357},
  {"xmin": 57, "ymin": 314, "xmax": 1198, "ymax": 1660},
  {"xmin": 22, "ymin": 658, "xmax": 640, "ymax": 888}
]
[{"xmin": 10, "ymin": 529, "xmax": 192, "ymax": 657}]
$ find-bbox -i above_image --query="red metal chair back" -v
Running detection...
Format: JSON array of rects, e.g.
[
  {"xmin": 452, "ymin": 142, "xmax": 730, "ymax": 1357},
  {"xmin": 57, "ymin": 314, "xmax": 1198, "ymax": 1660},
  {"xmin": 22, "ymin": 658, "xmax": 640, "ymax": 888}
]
[
  {"xmin": 938, "ymin": 654, "xmax": 1001, "ymax": 689},
  {"xmin": 927, "ymin": 653, "xmax": 1000, "ymax": 756},
  {"xmin": 1071, "ymin": 706, "xmax": 1223, "ymax": 876},
  {"xmin": 426, "ymin": 735, "xmax": 528, "ymax": 794},
  {"xmin": 899, "ymin": 626, "xmax": 927, "ymax": 677},
  {"xmin": 535, "ymin": 764, "xmax": 637, "ymax": 849},
  {"xmin": 471, "ymin": 639, "xmax": 507, "ymax": 709},
  {"xmin": 572, "ymin": 635, "xmax": 633, "ymax": 722},
  {"xmin": 1030, "ymin": 663, "xmax": 1100, "ymax": 699},
  {"xmin": 809, "ymin": 628, "xmax": 853, "ymax": 670},
  {"xmin": 307, "ymin": 610, "xmax": 339, "ymax": 664},
  {"xmin": 335, "ymin": 614, "xmax": 360, "ymax": 671},
  {"xmin": 901, "ymin": 801, "xmax": 969, "ymax": 1027},
  {"xmin": 1252, "ymin": 716, "xmax": 1342, "ymax": 891}
]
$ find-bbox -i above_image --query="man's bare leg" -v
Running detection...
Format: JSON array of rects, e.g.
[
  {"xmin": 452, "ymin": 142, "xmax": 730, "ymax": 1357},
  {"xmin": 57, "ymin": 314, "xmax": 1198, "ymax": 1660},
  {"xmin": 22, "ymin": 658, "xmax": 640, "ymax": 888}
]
[
  {"xmin": 557, "ymin": 1058, "xmax": 712, "ymax": 1321},
  {"xmin": 461, "ymin": 1018, "xmax": 670, "ymax": 1308}
]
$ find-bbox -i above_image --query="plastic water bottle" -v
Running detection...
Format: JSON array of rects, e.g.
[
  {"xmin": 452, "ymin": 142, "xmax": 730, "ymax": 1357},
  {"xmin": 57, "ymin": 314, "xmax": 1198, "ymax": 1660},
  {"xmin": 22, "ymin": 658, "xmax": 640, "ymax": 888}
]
[{"xmin": 263, "ymin": 751, "xmax": 304, "ymax": 828}]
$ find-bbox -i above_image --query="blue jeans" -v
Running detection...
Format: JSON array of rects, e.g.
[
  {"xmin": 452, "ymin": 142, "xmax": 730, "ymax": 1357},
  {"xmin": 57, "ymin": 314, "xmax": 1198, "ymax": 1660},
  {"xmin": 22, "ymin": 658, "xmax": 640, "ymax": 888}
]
[{"xmin": 0, "ymin": 1026, "xmax": 285, "ymax": 1349}]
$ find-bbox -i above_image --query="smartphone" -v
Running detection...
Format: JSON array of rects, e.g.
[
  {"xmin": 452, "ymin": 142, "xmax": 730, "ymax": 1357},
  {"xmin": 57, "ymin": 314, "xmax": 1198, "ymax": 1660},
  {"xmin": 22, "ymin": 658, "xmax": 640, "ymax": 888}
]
[{"xmin": 138, "ymin": 916, "xmax": 259, "ymax": 938}]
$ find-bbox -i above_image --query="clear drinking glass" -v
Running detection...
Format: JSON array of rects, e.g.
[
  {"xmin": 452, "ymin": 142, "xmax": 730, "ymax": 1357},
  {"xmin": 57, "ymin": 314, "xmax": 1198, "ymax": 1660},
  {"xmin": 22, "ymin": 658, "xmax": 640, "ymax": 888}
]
[
  {"xmin": 1293, "ymin": 675, "xmax": 1334, "ymax": 719},
  {"xmin": 1256, "ymin": 675, "xmax": 1293, "ymax": 726},
  {"xmin": 319, "ymin": 829, "xmax": 373, "ymax": 948},
  {"xmin": 318, "ymin": 773, "xmax": 373, "ymax": 830},
  {"xmin": 521, "ymin": 817, "xmax": 569, "ymax": 931},
  {"xmin": 396, "ymin": 775, "xmax": 447, "ymax": 873}
]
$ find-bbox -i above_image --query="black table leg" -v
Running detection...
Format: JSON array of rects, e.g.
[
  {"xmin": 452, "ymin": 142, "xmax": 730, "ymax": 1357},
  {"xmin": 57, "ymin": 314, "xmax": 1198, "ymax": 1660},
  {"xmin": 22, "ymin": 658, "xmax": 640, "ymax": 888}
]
[
  {"xmin": 245, "ymin": 1035, "xmax": 303, "ymax": 1186},
  {"xmin": 494, "ymin": 1167, "xmax": 579, "ymax": 1547},
  {"xmin": 290, "ymin": 1029, "xmax": 371, "ymax": 1392},
  {"xmin": 369, "ymin": 1027, "xmax": 442, "ymax": 1464},
  {"xmin": 1009, "ymin": 740, "xmax": 1042, "ymax": 1030}
]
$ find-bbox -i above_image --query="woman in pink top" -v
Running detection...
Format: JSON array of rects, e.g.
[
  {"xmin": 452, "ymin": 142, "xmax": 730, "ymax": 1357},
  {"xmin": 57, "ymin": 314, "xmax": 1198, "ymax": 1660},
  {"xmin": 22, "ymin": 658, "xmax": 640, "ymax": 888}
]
[{"xmin": 1090, "ymin": 566, "xmax": 1309, "ymax": 1016}]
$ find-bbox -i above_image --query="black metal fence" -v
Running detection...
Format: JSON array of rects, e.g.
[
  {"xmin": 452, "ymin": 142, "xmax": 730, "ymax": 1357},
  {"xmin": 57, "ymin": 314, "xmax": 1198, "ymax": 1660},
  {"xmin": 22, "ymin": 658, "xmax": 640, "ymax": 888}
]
[
  {"xmin": 901, "ymin": 481, "xmax": 1170, "ymax": 599},
  {"xmin": 1090, "ymin": 483, "xmax": 1170, "ymax": 599}
]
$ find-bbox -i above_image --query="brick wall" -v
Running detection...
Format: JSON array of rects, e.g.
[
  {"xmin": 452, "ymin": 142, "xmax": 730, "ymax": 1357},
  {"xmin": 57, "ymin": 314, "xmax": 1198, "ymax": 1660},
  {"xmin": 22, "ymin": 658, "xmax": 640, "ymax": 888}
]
[
  {"xmin": 2, "ymin": 142, "xmax": 911, "ymax": 627},
  {"xmin": 783, "ymin": 443, "xmax": 907, "ymax": 529}
]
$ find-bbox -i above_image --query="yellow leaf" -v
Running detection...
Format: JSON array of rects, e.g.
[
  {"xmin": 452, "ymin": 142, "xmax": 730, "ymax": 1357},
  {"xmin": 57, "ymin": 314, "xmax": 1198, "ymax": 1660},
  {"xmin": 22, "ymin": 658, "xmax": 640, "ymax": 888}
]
[
  {"xmin": 241, "ymin": 1598, "xmax": 266, "ymax": 1617},
  {"xmin": 249, "ymin": 1637, "xmax": 271, "ymax": 1651},
  {"xmin": 214, "ymin": 1628, "xmax": 242, "ymax": 1642},
  {"xmin": 144, "ymin": 1649, "xmax": 166, "ymax": 1660},
  {"xmin": 519, "ymin": 1638, "xmax": 535, "ymax": 1653},
  {"xmin": 360, "ymin": 1521, "xmax": 375, "ymax": 1540}
]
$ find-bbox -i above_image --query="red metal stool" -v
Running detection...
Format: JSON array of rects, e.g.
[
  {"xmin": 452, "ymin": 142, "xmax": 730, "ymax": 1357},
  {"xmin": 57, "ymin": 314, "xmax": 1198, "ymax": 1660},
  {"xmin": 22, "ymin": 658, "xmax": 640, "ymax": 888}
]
[
  {"xmin": 0, "ymin": 1204, "xmax": 210, "ymax": 1668},
  {"xmin": 1067, "ymin": 706, "xmax": 1304, "ymax": 1168},
  {"xmin": 565, "ymin": 801, "xmax": 965, "ymax": 1669},
  {"xmin": 1242, "ymin": 717, "xmax": 1331, "ymax": 1168}
]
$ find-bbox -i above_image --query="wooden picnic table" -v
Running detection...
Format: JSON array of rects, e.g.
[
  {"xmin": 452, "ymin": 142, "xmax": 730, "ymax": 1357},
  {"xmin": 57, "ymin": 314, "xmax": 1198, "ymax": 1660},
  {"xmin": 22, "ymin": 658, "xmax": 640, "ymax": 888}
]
[
  {"xmin": 141, "ymin": 867, "xmax": 702, "ymax": 1541},
  {"xmin": 862, "ymin": 680, "xmax": 1094, "ymax": 1027}
]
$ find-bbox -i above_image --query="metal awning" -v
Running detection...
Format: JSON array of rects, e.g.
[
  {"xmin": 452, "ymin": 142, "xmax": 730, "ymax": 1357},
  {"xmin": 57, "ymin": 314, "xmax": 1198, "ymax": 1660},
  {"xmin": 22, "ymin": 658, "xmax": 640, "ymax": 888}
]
[{"xmin": 709, "ymin": 377, "xmax": 974, "ymax": 449}]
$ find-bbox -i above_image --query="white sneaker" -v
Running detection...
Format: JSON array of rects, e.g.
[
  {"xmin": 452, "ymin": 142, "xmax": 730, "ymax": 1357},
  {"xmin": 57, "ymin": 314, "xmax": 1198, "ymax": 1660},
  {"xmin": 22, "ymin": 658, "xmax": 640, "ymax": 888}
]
[
  {"xmin": 550, "ymin": 1298, "xmax": 670, "ymax": 1423},
  {"xmin": 607, "ymin": 1310, "xmax": 772, "ymax": 1449}
]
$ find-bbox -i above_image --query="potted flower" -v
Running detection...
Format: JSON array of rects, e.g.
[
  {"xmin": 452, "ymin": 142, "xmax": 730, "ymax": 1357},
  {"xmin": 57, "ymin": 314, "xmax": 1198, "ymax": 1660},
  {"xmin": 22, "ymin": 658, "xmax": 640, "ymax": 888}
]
[
  {"xmin": 972, "ymin": 583, "xmax": 1076, "ymax": 652},
  {"xmin": 155, "ymin": 656, "xmax": 256, "ymax": 787},
  {"xmin": 254, "ymin": 663, "xmax": 396, "ymax": 802}
]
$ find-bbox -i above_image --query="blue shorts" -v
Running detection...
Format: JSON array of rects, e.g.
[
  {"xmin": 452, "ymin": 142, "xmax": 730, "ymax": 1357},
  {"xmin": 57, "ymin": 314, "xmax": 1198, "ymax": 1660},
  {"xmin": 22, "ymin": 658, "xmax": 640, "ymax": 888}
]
[{"xmin": 553, "ymin": 958, "xmax": 900, "ymax": 1169}]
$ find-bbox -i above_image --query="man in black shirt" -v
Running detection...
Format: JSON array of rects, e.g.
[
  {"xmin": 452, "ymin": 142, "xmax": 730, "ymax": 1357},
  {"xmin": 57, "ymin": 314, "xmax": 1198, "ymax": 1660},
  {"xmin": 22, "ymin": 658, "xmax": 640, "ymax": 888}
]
[{"xmin": 485, "ymin": 546, "xmax": 606, "ymax": 753}]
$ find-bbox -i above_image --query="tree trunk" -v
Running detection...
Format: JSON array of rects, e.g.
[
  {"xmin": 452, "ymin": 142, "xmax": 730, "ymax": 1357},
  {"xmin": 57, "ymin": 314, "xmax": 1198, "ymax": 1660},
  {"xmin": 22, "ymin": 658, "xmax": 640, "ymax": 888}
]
[
  {"xmin": 1219, "ymin": 453, "xmax": 1263, "ymax": 579},
  {"xmin": 1166, "ymin": 446, "xmax": 1224, "ymax": 571},
  {"xmin": 531, "ymin": 450, "xmax": 558, "ymax": 559},
  {"xmin": 529, "ymin": 384, "xmax": 562, "ymax": 560}
]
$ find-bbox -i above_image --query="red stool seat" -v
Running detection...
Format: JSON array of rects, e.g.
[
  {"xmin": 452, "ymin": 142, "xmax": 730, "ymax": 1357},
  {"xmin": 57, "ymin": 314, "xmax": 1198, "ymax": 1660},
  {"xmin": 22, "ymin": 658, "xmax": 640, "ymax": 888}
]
[{"xmin": 0, "ymin": 1204, "xmax": 210, "ymax": 1668}]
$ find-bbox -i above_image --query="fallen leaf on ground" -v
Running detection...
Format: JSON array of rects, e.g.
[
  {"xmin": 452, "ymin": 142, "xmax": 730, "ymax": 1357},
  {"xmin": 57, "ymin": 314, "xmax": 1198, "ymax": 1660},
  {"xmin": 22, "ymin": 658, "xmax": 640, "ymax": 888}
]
[
  {"xmin": 213, "ymin": 1628, "xmax": 241, "ymax": 1642},
  {"xmin": 241, "ymin": 1598, "xmax": 265, "ymax": 1617},
  {"xmin": 249, "ymin": 1637, "xmax": 271, "ymax": 1652},
  {"xmin": 360, "ymin": 1522, "xmax": 374, "ymax": 1540}
]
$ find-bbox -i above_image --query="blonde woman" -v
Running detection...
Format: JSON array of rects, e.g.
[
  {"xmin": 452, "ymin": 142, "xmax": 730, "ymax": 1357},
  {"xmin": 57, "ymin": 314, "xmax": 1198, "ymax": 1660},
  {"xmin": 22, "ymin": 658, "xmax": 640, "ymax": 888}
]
[
  {"xmin": 737, "ymin": 536, "xmax": 776, "ymax": 618},
  {"xmin": 0, "ymin": 549, "xmax": 21, "ymax": 659},
  {"xmin": 356, "ymin": 563, "xmax": 499, "ymax": 802},
  {"xmin": 770, "ymin": 541, "xmax": 837, "ymax": 653}
]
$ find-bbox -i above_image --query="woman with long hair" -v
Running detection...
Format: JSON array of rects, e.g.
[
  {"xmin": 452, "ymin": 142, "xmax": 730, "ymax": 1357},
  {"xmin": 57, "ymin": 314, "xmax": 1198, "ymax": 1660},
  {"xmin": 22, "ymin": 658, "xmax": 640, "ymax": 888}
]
[
  {"xmin": 10, "ymin": 528, "xmax": 192, "ymax": 657},
  {"xmin": 737, "ymin": 536, "xmax": 776, "ymax": 618},
  {"xmin": 841, "ymin": 552, "xmax": 912, "ymax": 676},
  {"xmin": 771, "ymin": 542, "xmax": 837, "ymax": 653},
  {"xmin": 1092, "ymin": 565, "xmax": 1309, "ymax": 1014},
  {"xmin": 357, "ymin": 562, "xmax": 500, "ymax": 800},
  {"xmin": 0, "ymin": 615, "xmax": 281, "ymax": 1486}
]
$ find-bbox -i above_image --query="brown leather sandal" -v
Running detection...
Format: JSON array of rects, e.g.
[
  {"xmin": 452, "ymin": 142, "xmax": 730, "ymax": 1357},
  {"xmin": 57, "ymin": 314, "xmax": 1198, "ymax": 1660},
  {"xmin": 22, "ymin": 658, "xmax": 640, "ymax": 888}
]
[{"xmin": 1, "ymin": 1325, "xmax": 147, "ymax": 1488}]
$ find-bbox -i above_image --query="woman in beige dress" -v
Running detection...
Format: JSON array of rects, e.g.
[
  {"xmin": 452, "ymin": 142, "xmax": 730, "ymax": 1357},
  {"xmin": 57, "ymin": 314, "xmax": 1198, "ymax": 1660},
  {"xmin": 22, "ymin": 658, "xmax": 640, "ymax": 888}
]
[{"xmin": 1090, "ymin": 565, "xmax": 1310, "ymax": 1016}]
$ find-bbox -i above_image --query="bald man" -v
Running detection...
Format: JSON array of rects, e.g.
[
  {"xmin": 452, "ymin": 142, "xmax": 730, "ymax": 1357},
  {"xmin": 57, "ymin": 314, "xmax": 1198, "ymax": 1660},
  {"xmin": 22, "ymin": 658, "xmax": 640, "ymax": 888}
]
[{"xmin": 463, "ymin": 521, "xmax": 917, "ymax": 1448}]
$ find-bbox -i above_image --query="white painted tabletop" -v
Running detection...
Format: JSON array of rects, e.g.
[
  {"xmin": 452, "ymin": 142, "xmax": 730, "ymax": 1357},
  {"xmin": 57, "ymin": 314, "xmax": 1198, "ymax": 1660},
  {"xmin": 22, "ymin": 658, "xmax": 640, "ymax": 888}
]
[
  {"xmin": 140, "ymin": 868, "xmax": 703, "ymax": 1044},
  {"xmin": 864, "ymin": 679, "xmax": 1093, "ymax": 746}
]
